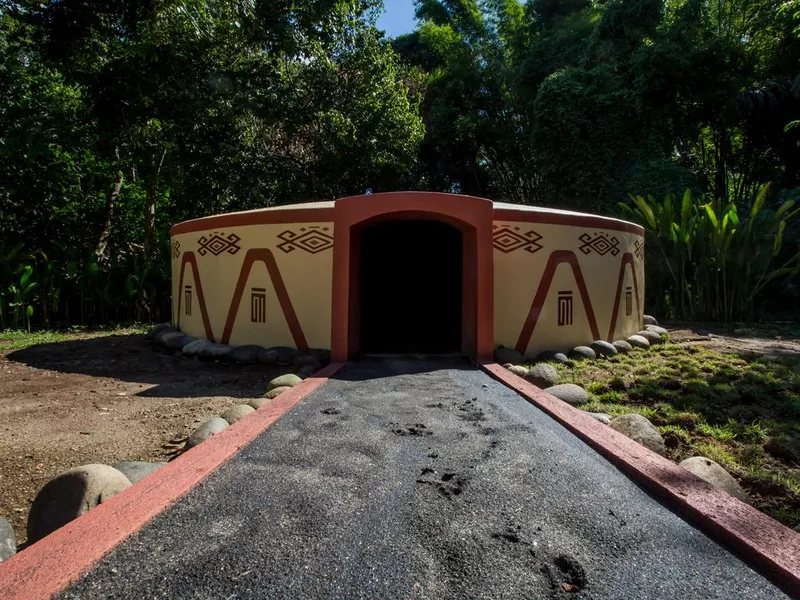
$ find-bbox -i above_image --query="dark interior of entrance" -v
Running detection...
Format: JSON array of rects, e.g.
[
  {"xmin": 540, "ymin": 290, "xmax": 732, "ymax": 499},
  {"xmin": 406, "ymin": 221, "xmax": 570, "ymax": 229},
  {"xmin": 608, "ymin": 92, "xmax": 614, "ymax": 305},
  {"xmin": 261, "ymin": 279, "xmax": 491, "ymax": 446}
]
[{"xmin": 359, "ymin": 220, "xmax": 462, "ymax": 354}]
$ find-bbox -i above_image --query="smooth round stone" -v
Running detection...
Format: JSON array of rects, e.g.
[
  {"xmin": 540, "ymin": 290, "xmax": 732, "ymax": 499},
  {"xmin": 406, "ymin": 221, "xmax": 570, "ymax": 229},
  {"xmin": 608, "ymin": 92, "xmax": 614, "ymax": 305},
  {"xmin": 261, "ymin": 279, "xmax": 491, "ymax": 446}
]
[
  {"xmin": 308, "ymin": 348, "xmax": 332, "ymax": 366},
  {"xmin": 227, "ymin": 344, "xmax": 266, "ymax": 364},
  {"xmin": 495, "ymin": 346, "xmax": 524, "ymax": 365},
  {"xmin": 220, "ymin": 404, "xmax": 255, "ymax": 424},
  {"xmin": 590, "ymin": 340, "xmax": 617, "ymax": 357},
  {"xmin": 267, "ymin": 373, "xmax": 302, "ymax": 391},
  {"xmin": 27, "ymin": 464, "xmax": 132, "ymax": 543},
  {"xmin": 525, "ymin": 363, "xmax": 559, "ymax": 388},
  {"xmin": 679, "ymin": 457, "xmax": 748, "ymax": 502},
  {"xmin": 247, "ymin": 397, "xmax": 266, "ymax": 409},
  {"xmin": 583, "ymin": 411, "xmax": 611, "ymax": 425},
  {"xmin": 263, "ymin": 385, "xmax": 293, "ymax": 399},
  {"xmin": 645, "ymin": 325, "xmax": 669, "ymax": 338},
  {"xmin": 627, "ymin": 334, "xmax": 650, "ymax": 349},
  {"xmin": 609, "ymin": 414, "xmax": 666, "ymax": 455},
  {"xmin": 181, "ymin": 338, "xmax": 210, "ymax": 357},
  {"xmin": 293, "ymin": 354, "xmax": 322, "ymax": 370},
  {"xmin": 148, "ymin": 323, "xmax": 175, "ymax": 339},
  {"xmin": 113, "ymin": 461, "xmax": 167, "ymax": 484},
  {"xmin": 296, "ymin": 365, "xmax": 318, "ymax": 379},
  {"xmin": 568, "ymin": 346, "xmax": 596, "ymax": 360},
  {"xmin": 185, "ymin": 417, "xmax": 229, "ymax": 450},
  {"xmin": 163, "ymin": 333, "xmax": 195, "ymax": 351},
  {"xmin": 643, "ymin": 315, "xmax": 658, "ymax": 326},
  {"xmin": 0, "ymin": 516, "xmax": 16, "ymax": 562},
  {"xmin": 534, "ymin": 350, "xmax": 571, "ymax": 365},
  {"xmin": 156, "ymin": 330, "xmax": 183, "ymax": 346},
  {"xmin": 543, "ymin": 383, "xmax": 589, "ymax": 406},
  {"xmin": 637, "ymin": 330, "xmax": 664, "ymax": 345},
  {"xmin": 197, "ymin": 343, "xmax": 233, "ymax": 361},
  {"xmin": 506, "ymin": 365, "xmax": 529, "ymax": 378},
  {"xmin": 612, "ymin": 340, "xmax": 633, "ymax": 354},
  {"xmin": 265, "ymin": 346, "xmax": 298, "ymax": 366}
]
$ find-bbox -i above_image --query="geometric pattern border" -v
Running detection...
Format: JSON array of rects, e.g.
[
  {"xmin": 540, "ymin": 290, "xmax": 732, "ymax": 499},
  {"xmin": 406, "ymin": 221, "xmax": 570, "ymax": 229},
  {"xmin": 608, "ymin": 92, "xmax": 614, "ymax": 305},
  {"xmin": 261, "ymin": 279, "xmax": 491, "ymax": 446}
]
[
  {"xmin": 171, "ymin": 239, "xmax": 181, "ymax": 259},
  {"xmin": 578, "ymin": 232, "xmax": 619, "ymax": 257},
  {"xmin": 277, "ymin": 226, "xmax": 333, "ymax": 254},
  {"xmin": 197, "ymin": 232, "xmax": 242, "ymax": 256},
  {"xmin": 634, "ymin": 239, "xmax": 644, "ymax": 259},
  {"xmin": 492, "ymin": 224, "xmax": 543, "ymax": 254}
]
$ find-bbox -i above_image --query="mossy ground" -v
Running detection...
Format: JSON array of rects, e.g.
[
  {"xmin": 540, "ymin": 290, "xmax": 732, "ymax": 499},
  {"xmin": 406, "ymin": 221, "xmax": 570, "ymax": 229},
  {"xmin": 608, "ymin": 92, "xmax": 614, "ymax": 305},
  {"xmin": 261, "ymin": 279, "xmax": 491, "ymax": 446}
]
[
  {"xmin": 531, "ymin": 343, "xmax": 800, "ymax": 528},
  {"xmin": 0, "ymin": 325, "xmax": 148, "ymax": 351}
]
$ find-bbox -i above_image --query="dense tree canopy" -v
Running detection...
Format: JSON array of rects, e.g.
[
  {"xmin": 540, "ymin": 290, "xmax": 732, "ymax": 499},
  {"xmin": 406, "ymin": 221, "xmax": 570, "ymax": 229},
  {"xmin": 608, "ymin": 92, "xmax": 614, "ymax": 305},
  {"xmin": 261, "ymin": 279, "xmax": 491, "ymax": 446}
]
[{"xmin": 0, "ymin": 0, "xmax": 798, "ymax": 326}]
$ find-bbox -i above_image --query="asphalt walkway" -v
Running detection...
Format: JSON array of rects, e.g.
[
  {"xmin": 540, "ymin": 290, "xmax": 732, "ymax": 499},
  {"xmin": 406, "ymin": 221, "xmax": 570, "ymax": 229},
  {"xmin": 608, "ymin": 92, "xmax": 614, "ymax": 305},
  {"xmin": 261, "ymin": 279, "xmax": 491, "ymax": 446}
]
[{"xmin": 59, "ymin": 359, "xmax": 786, "ymax": 599}]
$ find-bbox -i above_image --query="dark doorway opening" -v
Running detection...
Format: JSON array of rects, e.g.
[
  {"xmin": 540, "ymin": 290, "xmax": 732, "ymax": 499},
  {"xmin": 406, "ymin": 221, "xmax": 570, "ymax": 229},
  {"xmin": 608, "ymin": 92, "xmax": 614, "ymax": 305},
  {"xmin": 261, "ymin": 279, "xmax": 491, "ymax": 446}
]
[{"xmin": 359, "ymin": 220, "xmax": 463, "ymax": 354}]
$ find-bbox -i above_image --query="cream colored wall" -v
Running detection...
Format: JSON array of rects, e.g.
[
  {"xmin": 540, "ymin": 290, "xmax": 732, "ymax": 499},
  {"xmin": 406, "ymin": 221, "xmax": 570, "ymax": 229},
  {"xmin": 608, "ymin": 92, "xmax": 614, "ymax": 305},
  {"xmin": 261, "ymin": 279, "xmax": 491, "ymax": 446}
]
[
  {"xmin": 170, "ymin": 222, "xmax": 334, "ymax": 349},
  {"xmin": 493, "ymin": 221, "xmax": 644, "ymax": 357}
]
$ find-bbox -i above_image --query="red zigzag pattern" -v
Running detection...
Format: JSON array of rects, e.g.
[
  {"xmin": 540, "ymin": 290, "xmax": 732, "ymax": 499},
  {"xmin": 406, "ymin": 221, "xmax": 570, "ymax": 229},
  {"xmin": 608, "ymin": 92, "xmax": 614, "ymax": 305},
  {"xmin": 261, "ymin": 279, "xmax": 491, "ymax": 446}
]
[
  {"xmin": 175, "ymin": 249, "xmax": 309, "ymax": 350},
  {"xmin": 514, "ymin": 251, "xmax": 641, "ymax": 355}
]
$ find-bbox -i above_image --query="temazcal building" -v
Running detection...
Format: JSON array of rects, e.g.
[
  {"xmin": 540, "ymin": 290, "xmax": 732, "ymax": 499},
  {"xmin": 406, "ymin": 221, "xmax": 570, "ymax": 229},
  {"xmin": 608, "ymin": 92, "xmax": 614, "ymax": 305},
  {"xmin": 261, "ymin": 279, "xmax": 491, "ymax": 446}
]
[{"xmin": 170, "ymin": 192, "xmax": 644, "ymax": 361}]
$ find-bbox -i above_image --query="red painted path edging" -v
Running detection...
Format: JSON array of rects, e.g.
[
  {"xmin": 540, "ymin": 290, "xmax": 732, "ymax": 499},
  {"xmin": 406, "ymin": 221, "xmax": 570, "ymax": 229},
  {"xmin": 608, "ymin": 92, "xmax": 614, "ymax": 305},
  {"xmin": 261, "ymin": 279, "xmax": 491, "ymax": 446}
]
[
  {"xmin": 0, "ymin": 361, "xmax": 346, "ymax": 600},
  {"xmin": 481, "ymin": 362, "xmax": 800, "ymax": 597}
]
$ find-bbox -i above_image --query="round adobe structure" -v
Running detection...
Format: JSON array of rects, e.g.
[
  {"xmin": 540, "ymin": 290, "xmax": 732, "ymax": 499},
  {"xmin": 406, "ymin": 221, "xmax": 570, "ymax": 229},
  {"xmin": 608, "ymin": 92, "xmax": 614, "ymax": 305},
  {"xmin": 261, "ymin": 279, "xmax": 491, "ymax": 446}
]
[{"xmin": 169, "ymin": 192, "xmax": 645, "ymax": 361}]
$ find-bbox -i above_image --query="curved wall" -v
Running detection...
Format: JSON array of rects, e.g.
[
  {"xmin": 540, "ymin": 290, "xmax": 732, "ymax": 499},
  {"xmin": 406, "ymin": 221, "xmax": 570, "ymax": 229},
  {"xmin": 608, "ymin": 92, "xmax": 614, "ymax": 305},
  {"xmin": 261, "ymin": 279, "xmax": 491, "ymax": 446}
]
[
  {"xmin": 169, "ymin": 193, "xmax": 644, "ymax": 359},
  {"xmin": 491, "ymin": 207, "xmax": 644, "ymax": 357},
  {"xmin": 170, "ymin": 205, "xmax": 335, "ymax": 350}
]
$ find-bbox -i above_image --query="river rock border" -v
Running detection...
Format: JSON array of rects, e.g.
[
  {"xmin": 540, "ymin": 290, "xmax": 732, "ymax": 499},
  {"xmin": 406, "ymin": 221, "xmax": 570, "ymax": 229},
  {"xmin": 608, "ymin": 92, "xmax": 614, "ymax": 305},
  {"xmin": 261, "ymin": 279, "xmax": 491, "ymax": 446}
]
[
  {"xmin": 493, "ymin": 317, "xmax": 746, "ymax": 501},
  {"xmin": 11, "ymin": 325, "xmax": 331, "ymax": 549}
]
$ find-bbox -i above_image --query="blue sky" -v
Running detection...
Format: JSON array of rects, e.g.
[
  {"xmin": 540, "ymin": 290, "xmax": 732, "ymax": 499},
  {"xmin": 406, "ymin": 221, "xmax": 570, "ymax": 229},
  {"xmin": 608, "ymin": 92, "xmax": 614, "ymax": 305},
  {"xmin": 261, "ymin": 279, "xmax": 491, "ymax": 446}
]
[{"xmin": 377, "ymin": 0, "xmax": 417, "ymax": 38}]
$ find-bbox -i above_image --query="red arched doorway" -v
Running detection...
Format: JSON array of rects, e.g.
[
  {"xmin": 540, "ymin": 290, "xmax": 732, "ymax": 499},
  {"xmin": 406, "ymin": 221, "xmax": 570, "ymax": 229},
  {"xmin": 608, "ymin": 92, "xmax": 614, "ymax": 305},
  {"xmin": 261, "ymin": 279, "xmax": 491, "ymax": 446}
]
[{"xmin": 331, "ymin": 192, "xmax": 494, "ymax": 361}]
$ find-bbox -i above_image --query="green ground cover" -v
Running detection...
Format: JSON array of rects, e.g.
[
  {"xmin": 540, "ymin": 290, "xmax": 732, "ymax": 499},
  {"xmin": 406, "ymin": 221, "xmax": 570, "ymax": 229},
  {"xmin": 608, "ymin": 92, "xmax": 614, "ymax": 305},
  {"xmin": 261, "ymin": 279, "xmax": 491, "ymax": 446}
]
[
  {"xmin": 0, "ymin": 325, "xmax": 149, "ymax": 351},
  {"xmin": 545, "ymin": 344, "xmax": 800, "ymax": 527}
]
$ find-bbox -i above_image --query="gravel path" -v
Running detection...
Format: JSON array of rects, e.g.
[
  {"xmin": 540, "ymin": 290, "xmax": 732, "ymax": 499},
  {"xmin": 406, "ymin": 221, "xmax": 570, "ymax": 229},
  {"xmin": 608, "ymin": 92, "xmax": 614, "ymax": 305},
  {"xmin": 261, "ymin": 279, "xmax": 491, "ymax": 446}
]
[{"xmin": 59, "ymin": 359, "xmax": 786, "ymax": 599}]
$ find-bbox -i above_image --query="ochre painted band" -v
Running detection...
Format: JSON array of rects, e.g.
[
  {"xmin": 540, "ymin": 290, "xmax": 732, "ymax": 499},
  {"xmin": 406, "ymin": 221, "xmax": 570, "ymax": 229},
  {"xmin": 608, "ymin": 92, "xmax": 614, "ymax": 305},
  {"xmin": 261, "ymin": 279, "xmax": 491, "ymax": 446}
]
[
  {"xmin": 0, "ymin": 362, "xmax": 346, "ymax": 600},
  {"xmin": 481, "ymin": 362, "xmax": 800, "ymax": 596}
]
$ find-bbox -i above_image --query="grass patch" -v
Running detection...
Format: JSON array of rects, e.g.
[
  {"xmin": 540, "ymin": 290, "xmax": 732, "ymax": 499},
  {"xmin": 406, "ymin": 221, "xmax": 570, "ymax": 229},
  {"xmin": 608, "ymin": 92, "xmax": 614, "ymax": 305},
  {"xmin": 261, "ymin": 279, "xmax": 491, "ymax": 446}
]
[
  {"xmin": 542, "ymin": 343, "xmax": 800, "ymax": 528},
  {"xmin": 0, "ymin": 325, "xmax": 150, "ymax": 350}
]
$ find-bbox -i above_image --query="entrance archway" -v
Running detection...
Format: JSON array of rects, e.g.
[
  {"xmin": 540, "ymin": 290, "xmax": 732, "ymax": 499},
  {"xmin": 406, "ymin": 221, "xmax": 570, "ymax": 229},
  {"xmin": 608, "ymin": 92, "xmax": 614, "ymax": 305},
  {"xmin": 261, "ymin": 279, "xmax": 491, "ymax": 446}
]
[
  {"xmin": 358, "ymin": 220, "xmax": 463, "ymax": 354},
  {"xmin": 331, "ymin": 192, "xmax": 494, "ymax": 361}
]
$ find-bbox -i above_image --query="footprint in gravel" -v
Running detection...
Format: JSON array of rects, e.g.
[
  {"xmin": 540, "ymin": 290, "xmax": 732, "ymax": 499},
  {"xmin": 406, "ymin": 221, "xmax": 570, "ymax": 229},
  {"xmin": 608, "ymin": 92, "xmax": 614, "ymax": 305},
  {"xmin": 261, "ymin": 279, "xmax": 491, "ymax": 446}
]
[
  {"xmin": 492, "ymin": 527, "xmax": 522, "ymax": 544},
  {"xmin": 390, "ymin": 422, "xmax": 433, "ymax": 437},
  {"xmin": 545, "ymin": 554, "xmax": 587, "ymax": 594},
  {"xmin": 457, "ymin": 398, "xmax": 486, "ymax": 423},
  {"xmin": 320, "ymin": 407, "xmax": 341, "ymax": 415},
  {"xmin": 415, "ymin": 469, "xmax": 468, "ymax": 498},
  {"xmin": 425, "ymin": 402, "xmax": 446, "ymax": 409}
]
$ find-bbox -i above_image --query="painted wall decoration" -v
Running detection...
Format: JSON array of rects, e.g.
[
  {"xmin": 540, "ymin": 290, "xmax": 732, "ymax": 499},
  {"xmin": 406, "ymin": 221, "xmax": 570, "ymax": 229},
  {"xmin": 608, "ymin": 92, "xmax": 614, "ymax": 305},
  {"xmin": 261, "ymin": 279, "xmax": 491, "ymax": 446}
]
[
  {"xmin": 169, "ymin": 193, "xmax": 644, "ymax": 359},
  {"xmin": 578, "ymin": 232, "xmax": 619, "ymax": 257},
  {"xmin": 277, "ymin": 226, "xmax": 334, "ymax": 254},
  {"xmin": 197, "ymin": 231, "xmax": 242, "ymax": 256},
  {"xmin": 492, "ymin": 224, "xmax": 543, "ymax": 254}
]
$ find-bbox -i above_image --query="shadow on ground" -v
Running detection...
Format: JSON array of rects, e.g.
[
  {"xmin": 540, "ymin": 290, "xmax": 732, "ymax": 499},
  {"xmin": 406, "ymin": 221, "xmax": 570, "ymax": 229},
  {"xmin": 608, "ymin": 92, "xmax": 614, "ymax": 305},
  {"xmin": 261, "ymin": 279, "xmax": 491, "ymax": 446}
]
[{"xmin": 6, "ymin": 334, "xmax": 291, "ymax": 399}]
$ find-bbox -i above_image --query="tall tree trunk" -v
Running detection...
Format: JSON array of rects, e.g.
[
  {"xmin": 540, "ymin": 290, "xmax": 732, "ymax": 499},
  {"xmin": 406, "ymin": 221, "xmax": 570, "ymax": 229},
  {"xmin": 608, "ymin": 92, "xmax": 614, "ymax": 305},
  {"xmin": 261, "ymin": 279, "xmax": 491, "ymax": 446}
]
[
  {"xmin": 144, "ymin": 173, "xmax": 155, "ymax": 260},
  {"xmin": 95, "ymin": 171, "xmax": 123, "ymax": 267},
  {"xmin": 143, "ymin": 149, "xmax": 167, "ymax": 261}
]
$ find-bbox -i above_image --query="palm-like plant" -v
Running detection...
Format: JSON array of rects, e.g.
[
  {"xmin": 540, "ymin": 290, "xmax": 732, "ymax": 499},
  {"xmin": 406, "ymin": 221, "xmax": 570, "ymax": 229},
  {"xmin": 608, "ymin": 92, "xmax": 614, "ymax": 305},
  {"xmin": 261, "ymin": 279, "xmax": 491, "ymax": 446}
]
[{"xmin": 622, "ymin": 183, "xmax": 800, "ymax": 321}]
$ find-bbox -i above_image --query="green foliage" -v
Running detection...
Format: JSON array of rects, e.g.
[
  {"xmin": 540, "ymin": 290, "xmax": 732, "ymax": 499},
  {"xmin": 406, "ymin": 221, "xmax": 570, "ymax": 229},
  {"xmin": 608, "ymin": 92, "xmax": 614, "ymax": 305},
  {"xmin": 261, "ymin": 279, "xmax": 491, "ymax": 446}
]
[
  {"xmin": 2, "ymin": 0, "xmax": 800, "ymax": 326},
  {"xmin": 0, "ymin": 0, "xmax": 422, "ymax": 329},
  {"xmin": 623, "ymin": 185, "xmax": 800, "ymax": 320}
]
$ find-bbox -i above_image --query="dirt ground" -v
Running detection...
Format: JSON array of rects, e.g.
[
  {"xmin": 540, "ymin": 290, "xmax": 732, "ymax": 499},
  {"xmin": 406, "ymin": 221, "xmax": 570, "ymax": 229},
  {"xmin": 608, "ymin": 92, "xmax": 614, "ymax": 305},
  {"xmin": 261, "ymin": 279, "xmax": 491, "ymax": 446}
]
[
  {"xmin": 1, "ymin": 323, "xmax": 798, "ymax": 548},
  {"xmin": 668, "ymin": 323, "xmax": 800, "ymax": 357},
  {"xmin": 0, "ymin": 333, "xmax": 289, "ymax": 547}
]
